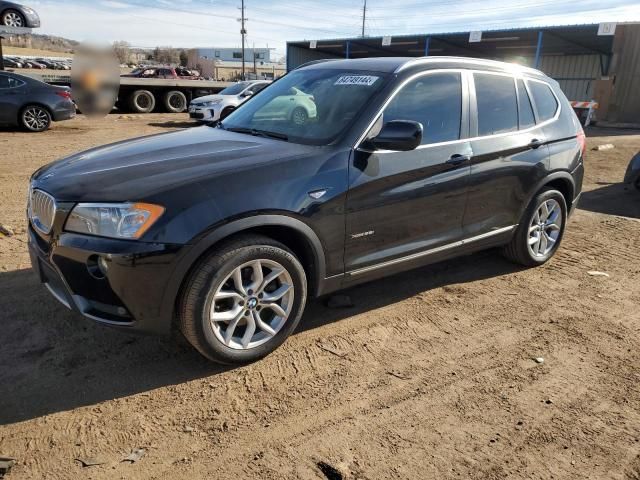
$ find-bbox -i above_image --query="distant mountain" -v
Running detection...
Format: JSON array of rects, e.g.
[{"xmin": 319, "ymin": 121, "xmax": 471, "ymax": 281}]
[{"xmin": 4, "ymin": 33, "xmax": 80, "ymax": 53}]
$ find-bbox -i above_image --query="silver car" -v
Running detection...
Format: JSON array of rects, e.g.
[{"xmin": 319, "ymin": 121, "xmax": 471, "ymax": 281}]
[{"xmin": 189, "ymin": 80, "xmax": 270, "ymax": 123}]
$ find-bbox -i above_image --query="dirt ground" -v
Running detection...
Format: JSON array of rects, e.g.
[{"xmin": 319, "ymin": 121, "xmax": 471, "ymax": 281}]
[{"xmin": 0, "ymin": 114, "xmax": 639, "ymax": 480}]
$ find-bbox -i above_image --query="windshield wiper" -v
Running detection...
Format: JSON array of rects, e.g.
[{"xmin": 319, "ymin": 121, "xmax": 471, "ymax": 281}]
[{"xmin": 225, "ymin": 126, "xmax": 289, "ymax": 142}]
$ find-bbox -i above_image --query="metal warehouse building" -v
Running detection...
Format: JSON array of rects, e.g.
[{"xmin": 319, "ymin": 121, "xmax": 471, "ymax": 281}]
[{"xmin": 286, "ymin": 23, "xmax": 640, "ymax": 125}]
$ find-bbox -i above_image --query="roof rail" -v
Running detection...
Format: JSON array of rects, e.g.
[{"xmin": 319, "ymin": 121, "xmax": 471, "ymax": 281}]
[
  {"xmin": 395, "ymin": 56, "xmax": 545, "ymax": 76},
  {"xmin": 294, "ymin": 59, "xmax": 336, "ymax": 70}
]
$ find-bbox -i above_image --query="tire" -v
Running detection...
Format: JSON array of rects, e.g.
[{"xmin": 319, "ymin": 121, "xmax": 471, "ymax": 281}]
[
  {"xmin": 20, "ymin": 105, "xmax": 51, "ymax": 132},
  {"xmin": 503, "ymin": 188, "xmax": 567, "ymax": 266},
  {"xmin": 128, "ymin": 90, "xmax": 156, "ymax": 113},
  {"xmin": 291, "ymin": 107, "xmax": 308, "ymax": 126},
  {"xmin": 164, "ymin": 90, "xmax": 187, "ymax": 113},
  {"xmin": 178, "ymin": 234, "xmax": 308, "ymax": 364},
  {"xmin": 2, "ymin": 9, "xmax": 25, "ymax": 27}
]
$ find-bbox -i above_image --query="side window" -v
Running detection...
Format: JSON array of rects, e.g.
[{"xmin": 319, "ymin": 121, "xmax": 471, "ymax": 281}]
[
  {"xmin": 474, "ymin": 73, "xmax": 518, "ymax": 136},
  {"xmin": 517, "ymin": 79, "xmax": 536, "ymax": 129},
  {"xmin": 384, "ymin": 72, "xmax": 462, "ymax": 145},
  {"xmin": 528, "ymin": 80, "xmax": 558, "ymax": 122}
]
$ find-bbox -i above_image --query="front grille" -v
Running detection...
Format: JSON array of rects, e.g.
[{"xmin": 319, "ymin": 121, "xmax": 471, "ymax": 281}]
[{"xmin": 29, "ymin": 189, "xmax": 56, "ymax": 234}]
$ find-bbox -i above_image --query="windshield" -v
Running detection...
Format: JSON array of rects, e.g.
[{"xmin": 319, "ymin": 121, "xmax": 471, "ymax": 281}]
[
  {"xmin": 220, "ymin": 69, "xmax": 389, "ymax": 145},
  {"xmin": 219, "ymin": 82, "xmax": 252, "ymax": 95}
]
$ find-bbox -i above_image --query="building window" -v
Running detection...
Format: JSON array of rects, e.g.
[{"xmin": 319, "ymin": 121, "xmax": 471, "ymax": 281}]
[
  {"xmin": 214, "ymin": 50, "xmax": 220, "ymax": 58},
  {"xmin": 255, "ymin": 52, "xmax": 265, "ymax": 59},
  {"xmin": 233, "ymin": 52, "xmax": 242, "ymax": 59}
]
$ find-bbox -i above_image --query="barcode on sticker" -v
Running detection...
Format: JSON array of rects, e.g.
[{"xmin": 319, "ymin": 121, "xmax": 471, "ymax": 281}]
[{"xmin": 334, "ymin": 75, "xmax": 379, "ymax": 86}]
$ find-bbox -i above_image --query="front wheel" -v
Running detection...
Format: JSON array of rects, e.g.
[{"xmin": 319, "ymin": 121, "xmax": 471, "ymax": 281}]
[
  {"xmin": 178, "ymin": 235, "xmax": 307, "ymax": 364},
  {"xmin": 503, "ymin": 188, "xmax": 567, "ymax": 266}
]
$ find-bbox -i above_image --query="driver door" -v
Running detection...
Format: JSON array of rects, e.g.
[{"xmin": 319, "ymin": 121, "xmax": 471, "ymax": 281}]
[{"xmin": 344, "ymin": 71, "xmax": 472, "ymax": 276}]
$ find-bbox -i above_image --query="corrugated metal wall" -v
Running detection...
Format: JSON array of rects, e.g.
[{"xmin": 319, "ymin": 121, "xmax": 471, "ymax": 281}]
[
  {"xmin": 608, "ymin": 24, "xmax": 640, "ymax": 123},
  {"xmin": 537, "ymin": 55, "xmax": 601, "ymax": 101},
  {"xmin": 286, "ymin": 45, "xmax": 341, "ymax": 71}
]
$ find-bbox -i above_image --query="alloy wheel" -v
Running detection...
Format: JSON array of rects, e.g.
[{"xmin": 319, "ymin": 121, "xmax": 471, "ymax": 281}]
[
  {"xmin": 23, "ymin": 107, "xmax": 49, "ymax": 131},
  {"xmin": 292, "ymin": 108, "xmax": 308, "ymax": 126},
  {"xmin": 209, "ymin": 259, "xmax": 294, "ymax": 350},
  {"xmin": 528, "ymin": 198, "xmax": 562, "ymax": 257},
  {"xmin": 3, "ymin": 11, "xmax": 23, "ymax": 27}
]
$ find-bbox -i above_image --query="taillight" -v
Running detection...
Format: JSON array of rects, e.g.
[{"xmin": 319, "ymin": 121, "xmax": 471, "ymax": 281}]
[
  {"xmin": 576, "ymin": 129, "xmax": 586, "ymax": 158},
  {"xmin": 56, "ymin": 90, "xmax": 72, "ymax": 100}
]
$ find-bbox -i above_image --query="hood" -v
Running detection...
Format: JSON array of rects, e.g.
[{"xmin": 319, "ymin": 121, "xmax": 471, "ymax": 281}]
[
  {"xmin": 191, "ymin": 94, "xmax": 231, "ymax": 104},
  {"xmin": 32, "ymin": 126, "xmax": 319, "ymax": 202}
]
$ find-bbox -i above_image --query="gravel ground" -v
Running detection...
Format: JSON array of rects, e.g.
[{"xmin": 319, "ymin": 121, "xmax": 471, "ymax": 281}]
[{"xmin": 0, "ymin": 115, "xmax": 639, "ymax": 480}]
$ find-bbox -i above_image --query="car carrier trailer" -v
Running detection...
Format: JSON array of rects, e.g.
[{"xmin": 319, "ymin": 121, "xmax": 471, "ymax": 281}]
[{"xmin": 20, "ymin": 72, "xmax": 232, "ymax": 113}]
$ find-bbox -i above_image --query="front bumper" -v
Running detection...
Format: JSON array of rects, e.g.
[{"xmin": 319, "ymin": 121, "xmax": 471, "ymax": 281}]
[
  {"xmin": 24, "ymin": 11, "xmax": 40, "ymax": 28},
  {"xmin": 188, "ymin": 104, "xmax": 221, "ymax": 122},
  {"xmin": 28, "ymin": 219, "xmax": 185, "ymax": 335}
]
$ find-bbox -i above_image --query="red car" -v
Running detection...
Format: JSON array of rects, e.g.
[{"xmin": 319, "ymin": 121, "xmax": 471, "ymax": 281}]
[{"xmin": 122, "ymin": 66, "xmax": 200, "ymax": 80}]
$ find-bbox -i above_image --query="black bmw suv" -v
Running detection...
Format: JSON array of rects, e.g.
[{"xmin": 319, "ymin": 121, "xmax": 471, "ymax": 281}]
[{"xmin": 28, "ymin": 57, "xmax": 585, "ymax": 364}]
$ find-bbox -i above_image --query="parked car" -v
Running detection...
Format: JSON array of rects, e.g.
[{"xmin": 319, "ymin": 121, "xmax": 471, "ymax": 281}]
[
  {"xmin": 2, "ymin": 57, "xmax": 22, "ymax": 68},
  {"xmin": 27, "ymin": 57, "xmax": 584, "ymax": 364},
  {"xmin": 0, "ymin": 1, "xmax": 40, "ymax": 27},
  {"xmin": 624, "ymin": 152, "xmax": 640, "ymax": 190},
  {"xmin": 189, "ymin": 80, "xmax": 271, "ymax": 122},
  {"xmin": 0, "ymin": 71, "xmax": 74, "ymax": 131}
]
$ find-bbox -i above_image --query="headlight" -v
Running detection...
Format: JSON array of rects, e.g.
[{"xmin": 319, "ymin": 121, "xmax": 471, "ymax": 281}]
[
  {"xmin": 202, "ymin": 99, "xmax": 222, "ymax": 106},
  {"xmin": 65, "ymin": 202, "xmax": 164, "ymax": 239}
]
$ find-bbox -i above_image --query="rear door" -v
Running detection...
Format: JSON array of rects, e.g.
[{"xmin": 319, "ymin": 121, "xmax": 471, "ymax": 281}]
[
  {"xmin": 0, "ymin": 74, "xmax": 25, "ymax": 124},
  {"xmin": 463, "ymin": 72, "xmax": 550, "ymax": 236},
  {"xmin": 345, "ymin": 70, "xmax": 472, "ymax": 274}
]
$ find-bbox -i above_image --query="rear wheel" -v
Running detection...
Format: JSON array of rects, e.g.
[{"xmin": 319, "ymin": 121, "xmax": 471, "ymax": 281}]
[
  {"xmin": 164, "ymin": 90, "xmax": 187, "ymax": 113},
  {"xmin": 178, "ymin": 235, "xmax": 307, "ymax": 364},
  {"xmin": 128, "ymin": 90, "xmax": 156, "ymax": 113},
  {"xmin": 20, "ymin": 106, "xmax": 51, "ymax": 132},
  {"xmin": 503, "ymin": 188, "xmax": 567, "ymax": 266},
  {"xmin": 2, "ymin": 9, "xmax": 25, "ymax": 27}
]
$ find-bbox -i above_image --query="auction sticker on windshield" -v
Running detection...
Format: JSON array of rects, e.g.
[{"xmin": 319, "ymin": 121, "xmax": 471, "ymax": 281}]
[{"xmin": 334, "ymin": 75, "xmax": 379, "ymax": 86}]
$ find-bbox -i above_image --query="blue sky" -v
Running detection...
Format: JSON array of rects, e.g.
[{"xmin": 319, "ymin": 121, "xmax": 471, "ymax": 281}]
[{"xmin": 28, "ymin": 0, "xmax": 640, "ymax": 57}]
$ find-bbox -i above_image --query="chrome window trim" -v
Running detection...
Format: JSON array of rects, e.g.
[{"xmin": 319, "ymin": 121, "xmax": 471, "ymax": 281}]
[
  {"xmin": 524, "ymin": 77, "xmax": 561, "ymax": 124},
  {"xmin": 0, "ymin": 74, "xmax": 26, "ymax": 90},
  {"xmin": 354, "ymin": 68, "xmax": 562, "ymax": 154},
  {"xmin": 347, "ymin": 225, "xmax": 517, "ymax": 276}
]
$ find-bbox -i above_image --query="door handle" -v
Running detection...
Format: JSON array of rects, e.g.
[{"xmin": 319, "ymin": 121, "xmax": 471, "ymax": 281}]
[
  {"xmin": 446, "ymin": 154, "xmax": 470, "ymax": 165},
  {"xmin": 529, "ymin": 138, "xmax": 544, "ymax": 149}
]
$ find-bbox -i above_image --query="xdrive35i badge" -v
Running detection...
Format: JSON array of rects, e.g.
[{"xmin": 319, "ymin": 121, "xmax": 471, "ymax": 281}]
[{"xmin": 351, "ymin": 230, "xmax": 375, "ymax": 239}]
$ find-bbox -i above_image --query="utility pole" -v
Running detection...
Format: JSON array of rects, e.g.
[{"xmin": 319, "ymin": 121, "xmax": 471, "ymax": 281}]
[
  {"xmin": 253, "ymin": 42, "xmax": 257, "ymax": 77},
  {"xmin": 361, "ymin": 0, "xmax": 367, "ymax": 38},
  {"xmin": 239, "ymin": 0, "xmax": 247, "ymax": 80}
]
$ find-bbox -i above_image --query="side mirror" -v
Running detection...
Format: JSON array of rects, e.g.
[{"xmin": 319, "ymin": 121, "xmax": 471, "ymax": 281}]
[
  {"xmin": 368, "ymin": 120, "xmax": 423, "ymax": 151},
  {"xmin": 241, "ymin": 90, "xmax": 254, "ymax": 98}
]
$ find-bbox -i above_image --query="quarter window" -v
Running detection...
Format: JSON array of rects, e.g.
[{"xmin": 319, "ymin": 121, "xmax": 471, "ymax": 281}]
[
  {"xmin": 517, "ymin": 79, "xmax": 536, "ymax": 129},
  {"xmin": 0, "ymin": 75, "xmax": 23, "ymax": 89},
  {"xmin": 474, "ymin": 73, "xmax": 518, "ymax": 136},
  {"xmin": 383, "ymin": 72, "xmax": 462, "ymax": 145},
  {"xmin": 528, "ymin": 80, "xmax": 558, "ymax": 122}
]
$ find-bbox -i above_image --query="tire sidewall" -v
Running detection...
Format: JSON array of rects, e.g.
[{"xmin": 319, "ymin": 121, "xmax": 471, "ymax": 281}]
[
  {"xmin": 21, "ymin": 106, "xmax": 51, "ymax": 132},
  {"xmin": 520, "ymin": 189, "xmax": 567, "ymax": 265},
  {"xmin": 190, "ymin": 244, "xmax": 307, "ymax": 364},
  {"xmin": 164, "ymin": 90, "xmax": 187, "ymax": 113},
  {"xmin": 131, "ymin": 90, "xmax": 155, "ymax": 113},
  {"xmin": 291, "ymin": 107, "xmax": 308, "ymax": 125}
]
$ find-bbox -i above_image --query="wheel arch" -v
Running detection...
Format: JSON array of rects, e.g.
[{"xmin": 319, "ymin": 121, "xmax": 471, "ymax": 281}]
[
  {"xmin": 520, "ymin": 171, "xmax": 575, "ymax": 220},
  {"xmin": 162, "ymin": 214, "xmax": 328, "ymax": 331}
]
